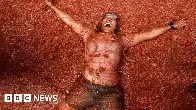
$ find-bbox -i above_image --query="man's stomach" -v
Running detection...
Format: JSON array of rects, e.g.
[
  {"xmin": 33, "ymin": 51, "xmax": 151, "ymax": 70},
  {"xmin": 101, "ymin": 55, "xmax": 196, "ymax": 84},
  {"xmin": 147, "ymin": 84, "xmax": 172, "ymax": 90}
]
[{"xmin": 83, "ymin": 66, "xmax": 121, "ymax": 86}]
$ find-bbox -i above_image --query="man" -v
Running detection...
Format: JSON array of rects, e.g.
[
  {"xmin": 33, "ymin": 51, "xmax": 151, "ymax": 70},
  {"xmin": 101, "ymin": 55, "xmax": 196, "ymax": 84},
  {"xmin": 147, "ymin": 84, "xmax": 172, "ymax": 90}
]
[{"xmin": 45, "ymin": 0, "xmax": 187, "ymax": 110}]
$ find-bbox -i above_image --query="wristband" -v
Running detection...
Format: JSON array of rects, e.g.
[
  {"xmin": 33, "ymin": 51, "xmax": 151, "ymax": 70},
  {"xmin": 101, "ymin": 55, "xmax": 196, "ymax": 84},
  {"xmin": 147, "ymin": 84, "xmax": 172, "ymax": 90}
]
[{"xmin": 168, "ymin": 22, "xmax": 175, "ymax": 29}]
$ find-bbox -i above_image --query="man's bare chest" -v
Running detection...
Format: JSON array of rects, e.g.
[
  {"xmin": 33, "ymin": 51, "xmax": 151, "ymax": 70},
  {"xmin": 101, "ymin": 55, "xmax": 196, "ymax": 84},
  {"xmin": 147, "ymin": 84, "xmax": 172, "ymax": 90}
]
[{"xmin": 86, "ymin": 37, "xmax": 122, "ymax": 55}]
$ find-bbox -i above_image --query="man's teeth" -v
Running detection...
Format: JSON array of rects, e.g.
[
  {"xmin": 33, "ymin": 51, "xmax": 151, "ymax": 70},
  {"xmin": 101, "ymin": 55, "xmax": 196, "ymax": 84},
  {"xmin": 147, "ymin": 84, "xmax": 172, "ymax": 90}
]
[{"xmin": 104, "ymin": 23, "xmax": 112, "ymax": 27}]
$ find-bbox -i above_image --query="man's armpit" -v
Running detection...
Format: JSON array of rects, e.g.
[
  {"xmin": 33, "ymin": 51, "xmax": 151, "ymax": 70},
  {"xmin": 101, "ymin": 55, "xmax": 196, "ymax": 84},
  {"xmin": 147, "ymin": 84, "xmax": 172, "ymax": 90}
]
[
  {"xmin": 80, "ymin": 27, "xmax": 92, "ymax": 42},
  {"xmin": 121, "ymin": 33, "xmax": 136, "ymax": 47}
]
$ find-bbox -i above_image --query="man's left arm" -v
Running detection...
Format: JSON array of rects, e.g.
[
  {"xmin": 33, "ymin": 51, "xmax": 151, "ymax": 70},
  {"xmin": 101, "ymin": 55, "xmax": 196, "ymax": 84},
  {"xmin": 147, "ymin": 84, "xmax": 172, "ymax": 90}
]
[{"xmin": 128, "ymin": 19, "xmax": 187, "ymax": 46}]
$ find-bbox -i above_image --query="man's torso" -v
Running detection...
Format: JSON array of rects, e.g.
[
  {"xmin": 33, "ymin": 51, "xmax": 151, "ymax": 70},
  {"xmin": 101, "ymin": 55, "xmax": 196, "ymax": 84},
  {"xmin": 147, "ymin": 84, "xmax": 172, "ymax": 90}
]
[{"xmin": 83, "ymin": 32, "xmax": 124, "ymax": 86}]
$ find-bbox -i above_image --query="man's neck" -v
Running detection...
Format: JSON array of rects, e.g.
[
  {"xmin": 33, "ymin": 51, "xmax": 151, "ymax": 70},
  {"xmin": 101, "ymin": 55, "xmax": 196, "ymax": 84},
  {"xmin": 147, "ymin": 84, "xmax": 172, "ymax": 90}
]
[
  {"xmin": 98, "ymin": 32, "xmax": 118, "ymax": 41},
  {"xmin": 100, "ymin": 32, "xmax": 115, "ymax": 36}
]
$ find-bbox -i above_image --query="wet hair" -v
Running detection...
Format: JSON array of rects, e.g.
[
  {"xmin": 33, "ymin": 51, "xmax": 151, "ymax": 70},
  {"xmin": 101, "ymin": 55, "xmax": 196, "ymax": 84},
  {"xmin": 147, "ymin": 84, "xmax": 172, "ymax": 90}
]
[{"xmin": 96, "ymin": 13, "xmax": 119, "ymax": 35}]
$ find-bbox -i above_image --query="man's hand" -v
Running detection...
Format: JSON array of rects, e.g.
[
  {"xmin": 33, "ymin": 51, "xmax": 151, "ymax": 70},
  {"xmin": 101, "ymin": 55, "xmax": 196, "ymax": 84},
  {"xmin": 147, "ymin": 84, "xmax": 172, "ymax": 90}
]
[
  {"xmin": 173, "ymin": 19, "xmax": 187, "ymax": 29},
  {"xmin": 44, "ymin": 0, "xmax": 91, "ymax": 41},
  {"xmin": 45, "ymin": 0, "xmax": 53, "ymax": 7}
]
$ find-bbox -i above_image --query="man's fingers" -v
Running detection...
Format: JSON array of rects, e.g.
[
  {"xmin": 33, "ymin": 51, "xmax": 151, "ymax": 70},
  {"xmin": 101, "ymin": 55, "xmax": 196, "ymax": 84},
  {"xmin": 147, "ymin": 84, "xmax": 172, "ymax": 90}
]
[
  {"xmin": 178, "ymin": 19, "xmax": 187, "ymax": 25},
  {"xmin": 45, "ymin": 0, "xmax": 50, "ymax": 5},
  {"xmin": 180, "ymin": 20, "xmax": 187, "ymax": 27},
  {"xmin": 182, "ymin": 18, "xmax": 188, "ymax": 20},
  {"xmin": 173, "ymin": 19, "xmax": 187, "ymax": 28},
  {"xmin": 181, "ymin": 18, "xmax": 188, "ymax": 23},
  {"xmin": 45, "ymin": 1, "xmax": 52, "ymax": 7}
]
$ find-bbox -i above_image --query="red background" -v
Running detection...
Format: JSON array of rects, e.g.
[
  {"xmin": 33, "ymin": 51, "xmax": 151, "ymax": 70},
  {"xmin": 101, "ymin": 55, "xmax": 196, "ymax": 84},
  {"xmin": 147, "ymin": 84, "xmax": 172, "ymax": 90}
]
[{"xmin": 0, "ymin": 0, "xmax": 196, "ymax": 109}]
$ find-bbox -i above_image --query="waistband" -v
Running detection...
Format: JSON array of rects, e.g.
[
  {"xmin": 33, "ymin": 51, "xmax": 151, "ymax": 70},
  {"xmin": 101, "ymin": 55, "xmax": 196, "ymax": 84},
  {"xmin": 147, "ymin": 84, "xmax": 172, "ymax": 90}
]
[{"xmin": 78, "ymin": 75, "xmax": 118, "ymax": 90}]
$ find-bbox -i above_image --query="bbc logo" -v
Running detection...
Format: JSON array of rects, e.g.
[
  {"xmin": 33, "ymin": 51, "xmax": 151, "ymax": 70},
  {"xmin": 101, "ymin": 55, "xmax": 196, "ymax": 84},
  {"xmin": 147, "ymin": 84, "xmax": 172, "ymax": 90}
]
[
  {"xmin": 4, "ymin": 94, "xmax": 58, "ymax": 102},
  {"xmin": 4, "ymin": 94, "xmax": 31, "ymax": 102}
]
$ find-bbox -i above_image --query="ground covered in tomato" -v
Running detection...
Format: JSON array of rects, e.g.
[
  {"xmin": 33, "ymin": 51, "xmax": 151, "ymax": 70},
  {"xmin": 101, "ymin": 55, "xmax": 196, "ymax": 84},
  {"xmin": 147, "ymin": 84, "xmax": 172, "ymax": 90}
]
[{"xmin": 0, "ymin": 0, "xmax": 196, "ymax": 109}]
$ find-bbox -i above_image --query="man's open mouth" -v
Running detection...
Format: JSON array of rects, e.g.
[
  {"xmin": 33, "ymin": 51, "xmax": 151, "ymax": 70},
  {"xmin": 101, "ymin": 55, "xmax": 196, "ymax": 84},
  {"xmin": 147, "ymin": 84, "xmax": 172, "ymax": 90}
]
[{"xmin": 104, "ymin": 23, "xmax": 112, "ymax": 27}]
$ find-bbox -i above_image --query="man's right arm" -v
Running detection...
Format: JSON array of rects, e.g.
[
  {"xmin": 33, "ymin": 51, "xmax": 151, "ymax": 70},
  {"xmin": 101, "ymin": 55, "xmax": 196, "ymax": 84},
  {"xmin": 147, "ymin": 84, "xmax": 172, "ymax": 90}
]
[{"xmin": 45, "ymin": 0, "xmax": 91, "ymax": 41}]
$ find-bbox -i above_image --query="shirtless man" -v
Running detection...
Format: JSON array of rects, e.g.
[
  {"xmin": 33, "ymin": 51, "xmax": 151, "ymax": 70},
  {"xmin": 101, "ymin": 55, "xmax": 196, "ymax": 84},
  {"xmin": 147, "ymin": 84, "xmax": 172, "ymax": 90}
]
[{"xmin": 45, "ymin": 0, "xmax": 187, "ymax": 110}]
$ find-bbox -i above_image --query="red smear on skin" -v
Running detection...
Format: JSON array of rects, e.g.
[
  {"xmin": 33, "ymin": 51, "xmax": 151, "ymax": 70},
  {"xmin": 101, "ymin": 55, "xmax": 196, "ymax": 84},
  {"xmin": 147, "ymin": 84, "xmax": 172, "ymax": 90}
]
[
  {"xmin": 94, "ymin": 53, "xmax": 101, "ymax": 57},
  {"xmin": 86, "ymin": 65, "xmax": 95, "ymax": 75},
  {"xmin": 103, "ymin": 54, "xmax": 109, "ymax": 58},
  {"xmin": 99, "ymin": 67, "xmax": 106, "ymax": 73},
  {"xmin": 88, "ymin": 54, "xmax": 94, "ymax": 57},
  {"xmin": 91, "ymin": 78, "xmax": 95, "ymax": 83}
]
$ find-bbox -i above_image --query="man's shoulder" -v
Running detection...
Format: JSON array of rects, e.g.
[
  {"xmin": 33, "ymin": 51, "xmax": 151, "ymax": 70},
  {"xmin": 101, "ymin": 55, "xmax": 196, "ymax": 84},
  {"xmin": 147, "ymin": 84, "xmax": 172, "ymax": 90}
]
[{"xmin": 118, "ymin": 32, "xmax": 136, "ymax": 48}]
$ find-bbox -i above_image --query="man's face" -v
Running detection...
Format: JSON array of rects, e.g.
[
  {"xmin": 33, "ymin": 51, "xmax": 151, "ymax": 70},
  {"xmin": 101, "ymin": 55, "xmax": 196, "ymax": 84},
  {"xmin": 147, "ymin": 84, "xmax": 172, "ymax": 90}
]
[{"xmin": 101, "ymin": 14, "xmax": 117, "ymax": 33}]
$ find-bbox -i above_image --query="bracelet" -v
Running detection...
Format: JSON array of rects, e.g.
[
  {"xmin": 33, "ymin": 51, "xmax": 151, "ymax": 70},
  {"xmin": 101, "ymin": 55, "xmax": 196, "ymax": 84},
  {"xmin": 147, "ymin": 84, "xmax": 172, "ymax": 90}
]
[{"xmin": 168, "ymin": 22, "xmax": 175, "ymax": 29}]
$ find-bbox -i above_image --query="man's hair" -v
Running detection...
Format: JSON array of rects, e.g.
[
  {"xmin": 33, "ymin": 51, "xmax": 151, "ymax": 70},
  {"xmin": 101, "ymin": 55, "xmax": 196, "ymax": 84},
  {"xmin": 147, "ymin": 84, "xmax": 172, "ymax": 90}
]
[{"xmin": 96, "ymin": 13, "xmax": 119, "ymax": 35}]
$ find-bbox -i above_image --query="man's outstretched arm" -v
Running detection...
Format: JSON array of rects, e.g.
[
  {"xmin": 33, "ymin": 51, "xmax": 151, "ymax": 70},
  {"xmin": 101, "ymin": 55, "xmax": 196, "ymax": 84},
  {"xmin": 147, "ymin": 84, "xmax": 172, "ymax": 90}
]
[
  {"xmin": 124, "ymin": 19, "xmax": 187, "ymax": 46},
  {"xmin": 45, "ymin": 0, "xmax": 91, "ymax": 41}
]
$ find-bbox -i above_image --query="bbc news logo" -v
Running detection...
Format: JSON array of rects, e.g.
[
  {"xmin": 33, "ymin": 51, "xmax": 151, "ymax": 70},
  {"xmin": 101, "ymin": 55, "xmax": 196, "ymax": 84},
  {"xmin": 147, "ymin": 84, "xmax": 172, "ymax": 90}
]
[{"xmin": 4, "ymin": 94, "xmax": 58, "ymax": 102}]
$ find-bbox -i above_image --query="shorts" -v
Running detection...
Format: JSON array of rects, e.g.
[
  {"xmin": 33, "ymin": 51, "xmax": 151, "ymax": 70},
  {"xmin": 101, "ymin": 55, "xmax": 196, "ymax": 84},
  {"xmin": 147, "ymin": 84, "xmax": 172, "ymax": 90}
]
[{"xmin": 65, "ymin": 76, "xmax": 125, "ymax": 110}]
